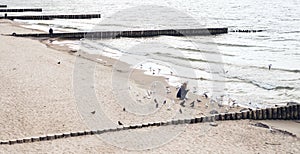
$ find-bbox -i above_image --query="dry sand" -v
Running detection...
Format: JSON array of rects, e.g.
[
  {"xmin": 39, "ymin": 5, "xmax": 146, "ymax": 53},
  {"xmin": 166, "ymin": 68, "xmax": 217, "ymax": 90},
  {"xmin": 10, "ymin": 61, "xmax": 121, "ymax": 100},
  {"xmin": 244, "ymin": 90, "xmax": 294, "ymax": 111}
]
[{"xmin": 0, "ymin": 19, "xmax": 299, "ymax": 153}]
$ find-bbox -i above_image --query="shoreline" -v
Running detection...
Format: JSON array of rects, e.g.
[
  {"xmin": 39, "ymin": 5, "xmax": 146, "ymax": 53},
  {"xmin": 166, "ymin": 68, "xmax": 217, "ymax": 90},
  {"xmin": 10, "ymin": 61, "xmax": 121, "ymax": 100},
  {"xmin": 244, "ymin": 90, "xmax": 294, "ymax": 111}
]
[{"xmin": 0, "ymin": 19, "xmax": 299, "ymax": 153}]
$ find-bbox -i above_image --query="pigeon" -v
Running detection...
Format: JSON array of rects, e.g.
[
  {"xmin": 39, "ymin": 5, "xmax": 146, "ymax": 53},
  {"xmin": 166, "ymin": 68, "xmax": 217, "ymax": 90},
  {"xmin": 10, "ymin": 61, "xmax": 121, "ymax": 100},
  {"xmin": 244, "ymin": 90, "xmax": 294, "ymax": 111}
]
[
  {"xmin": 209, "ymin": 109, "xmax": 218, "ymax": 114},
  {"xmin": 57, "ymin": 61, "xmax": 61, "ymax": 64},
  {"xmin": 163, "ymin": 100, "xmax": 167, "ymax": 104},
  {"xmin": 118, "ymin": 121, "xmax": 123, "ymax": 125},
  {"xmin": 180, "ymin": 100, "xmax": 186, "ymax": 107},
  {"xmin": 190, "ymin": 101, "xmax": 195, "ymax": 108},
  {"xmin": 123, "ymin": 108, "xmax": 126, "ymax": 111},
  {"xmin": 179, "ymin": 108, "xmax": 183, "ymax": 114},
  {"xmin": 91, "ymin": 111, "xmax": 96, "ymax": 114},
  {"xmin": 197, "ymin": 99, "xmax": 202, "ymax": 103}
]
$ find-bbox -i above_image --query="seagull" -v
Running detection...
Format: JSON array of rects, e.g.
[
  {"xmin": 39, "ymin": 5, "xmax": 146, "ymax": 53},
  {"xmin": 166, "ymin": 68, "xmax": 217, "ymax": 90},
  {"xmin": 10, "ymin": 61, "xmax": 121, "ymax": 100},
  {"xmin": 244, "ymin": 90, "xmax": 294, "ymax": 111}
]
[
  {"xmin": 179, "ymin": 108, "xmax": 183, "ymax": 114},
  {"xmin": 118, "ymin": 121, "xmax": 123, "ymax": 125},
  {"xmin": 197, "ymin": 99, "xmax": 202, "ymax": 103},
  {"xmin": 180, "ymin": 100, "xmax": 186, "ymax": 107},
  {"xmin": 154, "ymin": 98, "xmax": 157, "ymax": 104},
  {"xmin": 123, "ymin": 108, "xmax": 126, "ymax": 111},
  {"xmin": 156, "ymin": 103, "xmax": 159, "ymax": 108},
  {"xmin": 163, "ymin": 100, "xmax": 167, "ymax": 104},
  {"xmin": 57, "ymin": 61, "xmax": 61, "ymax": 64},
  {"xmin": 190, "ymin": 101, "xmax": 195, "ymax": 108},
  {"xmin": 268, "ymin": 64, "xmax": 272, "ymax": 70},
  {"xmin": 203, "ymin": 92, "xmax": 208, "ymax": 99},
  {"xmin": 91, "ymin": 111, "xmax": 96, "ymax": 114}
]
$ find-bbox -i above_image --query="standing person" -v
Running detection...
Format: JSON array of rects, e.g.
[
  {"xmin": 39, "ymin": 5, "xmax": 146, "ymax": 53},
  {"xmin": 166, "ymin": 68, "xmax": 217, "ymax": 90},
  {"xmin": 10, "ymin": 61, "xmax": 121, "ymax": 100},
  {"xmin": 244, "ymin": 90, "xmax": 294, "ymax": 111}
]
[
  {"xmin": 176, "ymin": 82, "xmax": 189, "ymax": 100},
  {"xmin": 49, "ymin": 28, "xmax": 53, "ymax": 35}
]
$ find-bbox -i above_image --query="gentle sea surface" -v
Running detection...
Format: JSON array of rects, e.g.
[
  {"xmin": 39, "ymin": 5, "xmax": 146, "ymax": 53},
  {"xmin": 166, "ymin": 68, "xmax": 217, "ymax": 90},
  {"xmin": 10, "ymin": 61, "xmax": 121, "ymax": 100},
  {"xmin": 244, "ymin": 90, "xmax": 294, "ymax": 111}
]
[{"xmin": 2, "ymin": 0, "xmax": 300, "ymax": 108}]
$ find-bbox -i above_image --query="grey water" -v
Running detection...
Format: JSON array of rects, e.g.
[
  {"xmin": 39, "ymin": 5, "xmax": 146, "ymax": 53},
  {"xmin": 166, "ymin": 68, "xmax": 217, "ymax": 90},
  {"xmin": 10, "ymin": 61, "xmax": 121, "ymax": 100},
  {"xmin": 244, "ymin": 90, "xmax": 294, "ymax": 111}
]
[{"xmin": 2, "ymin": 0, "xmax": 300, "ymax": 107}]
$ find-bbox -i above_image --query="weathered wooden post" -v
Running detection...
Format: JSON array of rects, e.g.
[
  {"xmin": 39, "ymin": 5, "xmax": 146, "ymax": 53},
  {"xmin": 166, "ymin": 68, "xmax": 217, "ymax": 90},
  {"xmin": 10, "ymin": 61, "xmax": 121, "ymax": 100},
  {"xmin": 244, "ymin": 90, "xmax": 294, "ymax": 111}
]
[
  {"xmin": 257, "ymin": 109, "xmax": 263, "ymax": 120},
  {"xmin": 220, "ymin": 113, "xmax": 225, "ymax": 121},
  {"xmin": 262, "ymin": 108, "xmax": 267, "ymax": 120},
  {"xmin": 298, "ymin": 104, "xmax": 300, "ymax": 119},
  {"xmin": 231, "ymin": 112, "xmax": 236, "ymax": 120},
  {"xmin": 277, "ymin": 107, "xmax": 282, "ymax": 119},
  {"xmin": 272, "ymin": 107, "xmax": 278, "ymax": 119},
  {"xmin": 266, "ymin": 108, "xmax": 272, "ymax": 119},
  {"xmin": 252, "ymin": 110, "xmax": 257, "ymax": 120},
  {"xmin": 282, "ymin": 107, "xmax": 287, "ymax": 119},
  {"xmin": 236, "ymin": 112, "xmax": 242, "ymax": 120},
  {"xmin": 225, "ymin": 113, "xmax": 231, "ymax": 120},
  {"xmin": 242, "ymin": 111, "xmax": 248, "ymax": 119},
  {"xmin": 248, "ymin": 110, "xmax": 253, "ymax": 119},
  {"xmin": 292, "ymin": 105, "xmax": 298, "ymax": 119},
  {"xmin": 288, "ymin": 105, "xmax": 294, "ymax": 120},
  {"xmin": 286, "ymin": 106, "xmax": 291, "ymax": 120}
]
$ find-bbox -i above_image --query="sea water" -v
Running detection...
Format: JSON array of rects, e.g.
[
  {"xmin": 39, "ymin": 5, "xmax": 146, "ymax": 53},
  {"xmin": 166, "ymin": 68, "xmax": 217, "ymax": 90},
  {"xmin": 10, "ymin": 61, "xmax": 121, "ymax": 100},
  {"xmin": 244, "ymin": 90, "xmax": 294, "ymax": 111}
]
[{"xmin": 2, "ymin": 0, "xmax": 300, "ymax": 107}]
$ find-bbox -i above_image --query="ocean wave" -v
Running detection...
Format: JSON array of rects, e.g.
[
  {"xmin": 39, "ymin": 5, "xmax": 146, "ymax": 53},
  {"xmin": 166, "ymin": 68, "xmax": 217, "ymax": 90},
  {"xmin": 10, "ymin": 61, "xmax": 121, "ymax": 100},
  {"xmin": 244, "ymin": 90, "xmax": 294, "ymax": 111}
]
[
  {"xmin": 227, "ymin": 76, "xmax": 295, "ymax": 91},
  {"xmin": 170, "ymin": 47, "xmax": 235, "ymax": 57}
]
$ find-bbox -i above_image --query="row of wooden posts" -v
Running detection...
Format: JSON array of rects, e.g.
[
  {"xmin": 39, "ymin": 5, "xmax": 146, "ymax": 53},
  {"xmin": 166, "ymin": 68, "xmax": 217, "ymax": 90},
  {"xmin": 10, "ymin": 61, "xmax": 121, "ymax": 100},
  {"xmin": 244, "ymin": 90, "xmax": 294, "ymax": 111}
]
[
  {"xmin": 0, "ymin": 4, "xmax": 101, "ymax": 20},
  {"xmin": 0, "ymin": 14, "xmax": 101, "ymax": 20},
  {"xmin": 1, "ymin": 104, "xmax": 299, "ymax": 145},
  {"xmin": 11, "ymin": 28, "xmax": 229, "ymax": 39}
]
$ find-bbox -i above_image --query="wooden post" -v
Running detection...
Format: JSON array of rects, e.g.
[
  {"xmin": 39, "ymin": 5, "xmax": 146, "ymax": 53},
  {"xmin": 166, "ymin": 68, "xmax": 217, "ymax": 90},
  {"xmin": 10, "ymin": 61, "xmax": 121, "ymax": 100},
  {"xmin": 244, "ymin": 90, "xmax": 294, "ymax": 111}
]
[
  {"xmin": 277, "ymin": 107, "xmax": 282, "ymax": 119},
  {"xmin": 272, "ymin": 108, "xmax": 278, "ymax": 119},
  {"xmin": 16, "ymin": 139, "xmax": 23, "ymax": 143},
  {"xmin": 31, "ymin": 137, "xmax": 40, "ymax": 142},
  {"xmin": 9, "ymin": 140, "xmax": 17, "ymax": 145},
  {"xmin": 288, "ymin": 105, "xmax": 293, "ymax": 120},
  {"xmin": 267, "ymin": 108, "xmax": 272, "ymax": 119},
  {"xmin": 282, "ymin": 107, "xmax": 287, "ymax": 119},
  {"xmin": 23, "ymin": 138, "xmax": 31, "ymax": 143},
  {"xmin": 286, "ymin": 106, "xmax": 291, "ymax": 120},
  {"xmin": 257, "ymin": 109, "xmax": 262, "ymax": 120},
  {"xmin": 252, "ymin": 110, "xmax": 257, "ymax": 120},
  {"xmin": 46, "ymin": 135, "xmax": 55, "ymax": 140},
  {"xmin": 231, "ymin": 112, "xmax": 236, "ymax": 120},
  {"xmin": 262, "ymin": 108, "xmax": 267, "ymax": 120},
  {"xmin": 236, "ymin": 112, "xmax": 242, "ymax": 120},
  {"xmin": 248, "ymin": 110, "xmax": 252, "ymax": 119},
  {"xmin": 292, "ymin": 105, "xmax": 298, "ymax": 119},
  {"xmin": 298, "ymin": 104, "xmax": 300, "ymax": 119},
  {"xmin": 220, "ymin": 113, "xmax": 226, "ymax": 120},
  {"xmin": 214, "ymin": 114, "xmax": 220, "ymax": 121}
]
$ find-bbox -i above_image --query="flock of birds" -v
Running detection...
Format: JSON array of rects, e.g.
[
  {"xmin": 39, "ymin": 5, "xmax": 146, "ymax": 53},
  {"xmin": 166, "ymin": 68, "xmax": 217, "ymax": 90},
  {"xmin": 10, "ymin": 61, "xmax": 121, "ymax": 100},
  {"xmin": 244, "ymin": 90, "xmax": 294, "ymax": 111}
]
[{"xmin": 89, "ymin": 64, "xmax": 275, "ymax": 126}]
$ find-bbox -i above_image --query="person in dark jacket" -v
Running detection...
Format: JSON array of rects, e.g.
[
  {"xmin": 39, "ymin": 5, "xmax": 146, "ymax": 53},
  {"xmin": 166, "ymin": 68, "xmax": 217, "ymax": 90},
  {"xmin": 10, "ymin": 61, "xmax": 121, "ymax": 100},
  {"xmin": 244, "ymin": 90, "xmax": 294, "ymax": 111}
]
[{"xmin": 176, "ymin": 82, "xmax": 189, "ymax": 100}]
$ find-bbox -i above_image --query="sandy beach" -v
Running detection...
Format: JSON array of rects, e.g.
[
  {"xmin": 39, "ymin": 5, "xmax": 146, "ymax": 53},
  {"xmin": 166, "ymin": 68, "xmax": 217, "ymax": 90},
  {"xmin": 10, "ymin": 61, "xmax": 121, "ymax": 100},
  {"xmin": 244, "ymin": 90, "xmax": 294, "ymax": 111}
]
[{"xmin": 0, "ymin": 19, "xmax": 299, "ymax": 153}]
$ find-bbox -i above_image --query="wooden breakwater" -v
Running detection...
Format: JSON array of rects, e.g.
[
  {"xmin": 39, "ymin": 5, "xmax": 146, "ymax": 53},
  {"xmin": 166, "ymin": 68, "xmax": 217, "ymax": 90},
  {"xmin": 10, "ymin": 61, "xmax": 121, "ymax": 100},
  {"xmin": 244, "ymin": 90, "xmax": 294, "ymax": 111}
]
[
  {"xmin": 1, "ymin": 104, "xmax": 299, "ymax": 145},
  {"xmin": 230, "ymin": 29, "xmax": 265, "ymax": 33},
  {"xmin": 11, "ymin": 28, "xmax": 228, "ymax": 39},
  {"xmin": 0, "ymin": 8, "xmax": 42, "ymax": 12},
  {"xmin": 0, "ymin": 14, "xmax": 101, "ymax": 20},
  {"xmin": 0, "ymin": 5, "xmax": 7, "ymax": 8}
]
